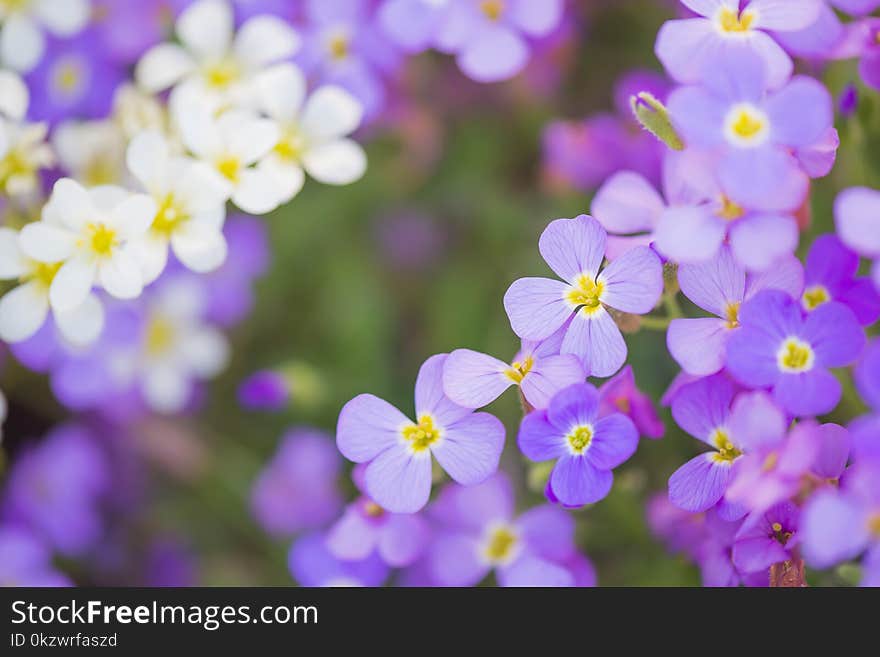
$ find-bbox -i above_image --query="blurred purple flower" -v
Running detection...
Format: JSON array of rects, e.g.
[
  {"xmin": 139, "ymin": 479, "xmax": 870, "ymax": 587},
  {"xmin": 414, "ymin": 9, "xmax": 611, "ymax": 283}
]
[
  {"xmin": 238, "ymin": 370, "xmax": 291, "ymax": 411},
  {"xmin": 0, "ymin": 526, "xmax": 72, "ymax": 587},
  {"xmin": 732, "ymin": 502, "xmax": 800, "ymax": 574},
  {"xmin": 835, "ymin": 187, "xmax": 880, "ymax": 293},
  {"xmin": 598, "ymin": 365, "xmax": 664, "ymax": 439},
  {"xmin": 288, "ymin": 531, "xmax": 389, "ymax": 587}
]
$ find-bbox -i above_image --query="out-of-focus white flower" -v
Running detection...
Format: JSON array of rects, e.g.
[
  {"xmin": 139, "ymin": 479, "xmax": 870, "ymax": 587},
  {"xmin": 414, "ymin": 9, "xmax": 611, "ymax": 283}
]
[
  {"xmin": 18, "ymin": 178, "xmax": 156, "ymax": 312},
  {"xmin": 0, "ymin": 71, "xmax": 53, "ymax": 197},
  {"xmin": 0, "ymin": 225, "xmax": 104, "ymax": 345},
  {"xmin": 123, "ymin": 275, "xmax": 229, "ymax": 414},
  {"xmin": 135, "ymin": 0, "xmax": 299, "ymax": 111},
  {"xmin": 173, "ymin": 94, "xmax": 282, "ymax": 214},
  {"xmin": 112, "ymin": 84, "xmax": 172, "ymax": 142},
  {"xmin": 0, "ymin": 0, "xmax": 91, "ymax": 72},
  {"xmin": 256, "ymin": 64, "xmax": 366, "ymax": 204},
  {"xmin": 126, "ymin": 130, "xmax": 229, "ymax": 282},
  {"xmin": 52, "ymin": 120, "xmax": 127, "ymax": 186}
]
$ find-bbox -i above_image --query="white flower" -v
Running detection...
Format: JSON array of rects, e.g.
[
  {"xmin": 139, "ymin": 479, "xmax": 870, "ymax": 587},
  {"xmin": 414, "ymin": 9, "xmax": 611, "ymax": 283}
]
[
  {"xmin": 0, "ymin": 225, "xmax": 104, "ymax": 345},
  {"xmin": 112, "ymin": 83, "xmax": 172, "ymax": 142},
  {"xmin": 173, "ymin": 95, "xmax": 282, "ymax": 214},
  {"xmin": 135, "ymin": 0, "xmax": 299, "ymax": 111},
  {"xmin": 0, "ymin": 69, "xmax": 53, "ymax": 197},
  {"xmin": 135, "ymin": 276, "xmax": 229, "ymax": 414},
  {"xmin": 52, "ymin": 119, "xmax": 127, "ymax": 186},
  {"xmin": 18, "ymin": 178, "xmax": 156, "ymax": 312},
  {"xmin": 0, "ymin": 0, "xmax": 91, "ymax": 72},
  {"xmin": 126, "ymin": 130, "xmax": 229, "ymax": 283},
  {"xmin": 256, "ymin": 64, "xmax": 366, "ymax": 203},
  {"xmin": 0, "ymin": 69, "xmax": 28, "ymax": 120}
]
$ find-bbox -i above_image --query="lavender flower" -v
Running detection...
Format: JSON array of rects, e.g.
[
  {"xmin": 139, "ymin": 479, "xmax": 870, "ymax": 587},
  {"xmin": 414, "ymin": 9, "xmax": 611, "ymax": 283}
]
[
  {"xmin": 598, "ymin": 365, "xmax": 664, "ymax": 439},
  {"xmin": 835, "ymin": 187, "xmax": 880, "ymax": 292},
  {"xmin": 518, "ymin": 383, "xmax": 638, "ymax": 507},
  {"xmin": 504, "ymin": 215, "xmax": 662, "ymax": 377},
  {"xmin": 725, "ymin": 290, "xmax": 865, "ymax": 417},
  {"xmin": 238, "ymin": 369, "xmax": 292, "ymax": 411},
  {"xmin": 288, "ymin": 531, "xmax": 389, "ymax": 587},
  {"xmin": 732, "ymin": 502, "xmax": 800, "ymax": 575},
  {"xmin": 802, "ymin": 234, "xmax": 880, "ymax": 325},
  {"xmin": 0, "ymin": 527, "xmax": 71, "ymax": 586},
  {"xmin": 336, "ymin": 354, "xmax": 505, "ymax": 513}
]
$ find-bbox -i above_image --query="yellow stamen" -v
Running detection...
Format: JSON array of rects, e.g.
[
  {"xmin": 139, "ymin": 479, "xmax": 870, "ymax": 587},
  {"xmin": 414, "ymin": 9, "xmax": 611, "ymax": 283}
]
[
  {"xmin": 868, "ymin": 513, "xmax": 880, "ymax": 537},
  {"xmin": 203, "ymin": 58, "xmax": 240, "ymax": 89},
  {"xmin": 363, "ymin": 501, "xmax": 385, "ymax": 518},
  {"xmin": 762, "ymin": 451, "xmax": 779, "ymax": 472},
  {"xmin": 718, "ymin": 7, "xmax": 755, "ymax": 33},
  {"xmin": 777, "ymin": 338, "xmax": 814, "ymax": 373},
  {"xmin": 566, "ymin": 274, "xmax": 605, "ymax": 316},
  {"xmin": 216, "ymin": 155, "xmax": 241, "ymax": 183},
  {"xmin": 55, "ymin": 62, "xmax": 80, "ymax": 92},
  {"xmin": 402, "ymin": 415, "xmax": 441, "ymax": 453},
  {"xmin": 732, "ymin": 111, "xmax": 764, "ymax": 139},
  {"xmin": 328, "ymin": 34, "xmax": 350, "ymax": 60},
  {"xmin": 567, "ymin": 425, "xmax": 593, "ymax": 455},
  {"xmin": 480, "ymin": 0, "xmax": 505, "ymax": 21},
  {"xmin": 802, "ymin": 285, "xmax": 830, "ymax": 311},
  {"xmin": 151, "ymin": 194, "xmax": 188, "ymax": 237},
  {"xmin": 504, "ymin": 355, "xmax": 534, "ymax": 384},
  {"xmin": 724, "ymin": 302, "xmax": 741, "ymax": 329},
  {"xmin": 710, "ymin": 428, "xmax": 742, "ymax": 463},
  {"xmin": 771, "ymin": 522, "xmax": 783, "ymax": 533},
  {"xmin": 717, "ymin": 195, "xmax": 745, "ymax": 221},
  {"xmin": 145, "ymin": 316, "xmax": 175, "ymax": 356},
  {"xmin": 273, "ymin": 126, "xmax": 306, "ymax": 162},
  {"xmin": 86, "ymin": 223, "xmax": 118, "ymax": 257},
  {"xmin": 483, "ymin": 526, "xmax": 518, "ymax": 564},
  {"xmin": 27, "ymin": 261, "xmax": 62, "ymax": 289}
]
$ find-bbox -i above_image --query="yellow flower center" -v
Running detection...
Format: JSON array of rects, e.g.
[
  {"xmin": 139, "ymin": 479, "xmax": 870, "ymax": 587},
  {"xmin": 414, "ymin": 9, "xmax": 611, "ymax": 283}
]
[
  {"xmin": 0, "ymin": 0, "xmax": 29, "ymax": 11},
  {"xmin": 152, "ymin": 194, "xmax": 188, "ymax": 237},
  {"xmin": 802, "ymin": 285, "xmax": 830, "ymax": 311},
  {"xmin": 402, "ymin": 414, "xmax": 441, "ymax": 453},
  {"xmin": 328, "ymin": 33, "xmax": 350, "ymax": 60},
  {"xmin": 203, "ymin": 58, "xmax": 240, "ymax": 89},
  {"xmin": 55, "ymin": 62, "xmax": 81, "ymax": 92},
  {"xmin": 717, "ymin": 195, "xmax": 746, "ymax": 221},
  {"xmin": 566, "ymin": 274, "xmax": 605, "ymax": 316},
  {"xmin": 216, "ymin": 155, "xmax": 241, "ymax": 183},
  {"xmin": 868, "ymin": 513, "xmax": 880, "ymax": 537},
  {"xmin": 710, "ymin": 428, "xmax": 742, "ymax": 463},
  {"xmin": 725, "ymin": 104, "xmax": 769, "ymax": 147},
  {"xmin": 762, "ymin": 451, "xmax": 779, "ymax": 472},
  {"xmin": 85, "ymin": 222, "xmax": 119, "ymax": 257},
  {"xmin": 27, "ymin": 261, "xmax": 62, "ymax": 289},
  {"xmin": 718, "ymin": 6, "xmax": 755, "ymax": 33},
  {"xmin": 145, "ymin": 316, "xmax": 175, "ymax": 356},
  {"xmin": 504, "ymin": 355, "xmax": 534, "ymax": 384},
  {"xmin": 481, "ymin": 0, "xmax": 505, "ymax": 21},
  {"xmin": 363, "ymin": 501, "xmax": 385, "ymax": 518},
  {"xmin": 615, "ymin": 396, "xmax": 631, "ymax": 413},
  {"xmin": 724, "ymin": 302, "xmax": 741, "ymax": 329},
  {"xmin": 0, "ymin": 148, "xmax": 34, "ymax": 189},
  {"xmin": 83, "ymin": 157, "xmax": 118, "ymax": 186},
  {"xmin": 777, "ymin": 338, "xmax": 814, "ymax": 373},
  {"xmin": 274, "ymin": 125, "xmax": 306, "ymax": 162},
  {"xmin": 567, "ymin": 424, "xmax": 593, "ymax": 455},
  {"xmin": 483, "ymin": 525, "xmax": 518, "ymax": 565}
]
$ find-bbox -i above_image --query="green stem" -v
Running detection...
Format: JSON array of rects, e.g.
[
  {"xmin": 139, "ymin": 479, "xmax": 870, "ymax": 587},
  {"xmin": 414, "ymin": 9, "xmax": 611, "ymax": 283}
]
[{"xmin": 639, "ymin": 315, "xmax": 671, "ymax": 331}]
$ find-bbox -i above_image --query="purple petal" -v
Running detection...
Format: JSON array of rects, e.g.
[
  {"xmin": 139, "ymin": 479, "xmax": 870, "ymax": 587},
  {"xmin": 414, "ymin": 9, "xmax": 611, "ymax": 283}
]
[
  {"xmin": 520, "ymin": 354, "xmax": 585, "ymax": 409},
  {"xmin": 811, "ymin": 423, "xmax": 851, "ymax": 479},
  {"xmin": 719, "ymin": 148, "xmax": 808, "ymax": 214},
  {"xmin": 802, "ymin": 490, "xmax": 870, "ymax": 568},
  {"xmin": 839, "ymin": 278, "xmax": 880, "ymax": 325},
  {"xmin": 550, "ymin": 454, "xmax": 614, "ymax": 506},
  {"xmin": 364, "ymin": 444, "xmax": 432, "ymax": 514},
  {"xmin": 802, "ymin": 301, "xmax": 865, "ymax": 368},
  {"xmin": 732, "ymin": 536, "xmax": 789, "ymax": 574},
  {"xmin": 588, "ymin": 413, "xmax": 639, "ymax": 469},
  {"xmin": 442, "ymin": 348, "xmax": 511, "ymax": 409},
  {"xmin": 415, "ymin": 353, "xmax": 471, "ymax": 426},
  {"xmin": 336, "ymin": 394, "xmax": 409, "ymax": 463},
  {"xmin": 592, "ymin": 171, "xmax": 665, "ymax": 235},
  {"xmin": 670, "ymin": 374, "xmax": 734, "ymax": 444},
  {"xmin": 764, "ymin": 76, "xmax": 832, "ymax": 147},
  {"xmin": 457, "ymin": 24, "xmax": 528, "ymax": 83},
  {"xmin": 773, "ymin": 369, "xmax": 842, "ymax": 417},
  {"xmin": 668, "ymin": 453, "xmax": 732, "ymax": 513},
  {"xmin": 667, "ymin": 82, "xmax": 727, "ymax": 147},
  {"xmin": 728, "ymin": 390, "xmax": 787, "ymax": 452},
  {"xmin": 504, "ymin": 277, "xmax": 572, "ymax": 341},
  {"xmin": 856, "ymin": 340, "xmax": 880, "ymax": 409},
  {"xmin": 432, "ymin": 412, "xmax": 505, "ymax": 485},
  {"xmin": 805, "ymin": 234, "xmax": 859, "ymax": 291},
  {"xmin": 518, "ymin": 410, "xmax": 567, "ymax": 461},
  {"xmin": 325, "ymin": 505, "xmax": 379, "ymax": 562},
  {"xmin": 653, "ymin": 205, "xmax": 726, "ymax": 264},
  {"xmin": 678, "ymin": 245, "xmax": 745, "ymax": 316},
  {"xmin": 729, "ymin": 213, "xmax": 800, "ymax": 272},
  {"xmin": 656, "ymin": 19, "xmax": 723, "ymax": 87},
  {"xmin": 515, "ymin": 504, "xmax": 575, "ymax": 561},
  {"xmin": 429, "ymin": 473, "xmax": 514, "ymax": 532},
  {"xmin": 598, "ymin": 246, "xmax": 663, "ymax": 314},
  {"xmin": 561, "ymin": 308, "xmax": 626, "ymax": 378},
  {"xmin": 546, "ymin": 382, "xmax": 599, "ymax": 433},
  {"xmin": 538, "ymin": 215, "xmax": 607, "ymax": 283},
  {"xmin": 498, "ymin": 556, "xmax": 574, "ymax": 587},
  {"xmin": 744, "ymin": 254, "xmax": 804, "ymax": 300},
  {"xmin": 834, "ymin": 186, "xmax": 880, "ymax": 257},
  {"xmin": 750, "ymin": 0, "xmax": 823, "ymax": 31},
  {"xmin": 429, "ymin": 533, "xmax": 488, "ymax": 586},
  {"xmin": 378, "ymin": 514, "xmax": 430, "ymax": 568},
  {"xmin": 667, "ymin": 318, "xmax": 730, "ymax": 376},
  {"xmin": 508, "ymin": 0, "xmax": 564, "ymax": 36}
]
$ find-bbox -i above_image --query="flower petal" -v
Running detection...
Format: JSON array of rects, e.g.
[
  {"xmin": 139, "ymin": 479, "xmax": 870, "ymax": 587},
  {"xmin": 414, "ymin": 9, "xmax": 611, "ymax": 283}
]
[
  {"xmin": 668, "ymin": 453, "xmax": 731, "ymax": 513},
  {"xmin": 432, "ymin": 412, "xmax": 505, "ymax": 486},
  {"xmin": 0, "ymin": 282, "xmax": 48, "ymax": 342},
  {"xmin": 301, "ymin": 86, "xmax": 363, "ymax": 142},
  {"xmin": 520, "ymin": 354, "xmax": 585, "ymax": 409},
  {"xmin": 336, "ymin": 394, "xmax": 410, "ymax": 463},
  {"xmin": 517, "ymin": 410, "xmax": 566, "ymax": 461},
  {"xmin": 538, "ymin": 215, "xmax": 607, "ymax": 283},
  {"xmin": 302, "ymin": 139, "xmax": 367, "ymax": 185},
  {"xmin": 561, "ymin": 307, "xmax": 626, "ymax": 378},
  {"xmin": 54, "ymin": 293, "xmax": 104, "ymax": 347},
  {"xmin": 588, "ymin": 413, "xmax": 639, "ymax": 469},
  {"xmin": 364, "ymin": 444, "xmax": 432, "ymax": 514},
  {"xmin": 667, "ymin": 318, "xmax": 730, "ymax": 376},
  {"xmin": 442, "ymin": 348, "xmax": 511, "ymax": 409},
  {"xmin": 598, "ymin": 245, "xmax": 663, "ymax": 314},
  {"xmin": 549, "ymin": 454, "xmax": 613, "ymax": 506},
  {"xmin": 503, "ymin": 277, "xmax": 572, "ymax": 341}
]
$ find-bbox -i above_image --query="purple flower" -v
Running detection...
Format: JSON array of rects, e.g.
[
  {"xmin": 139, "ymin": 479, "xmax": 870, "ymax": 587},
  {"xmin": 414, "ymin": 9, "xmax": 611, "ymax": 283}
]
[
  {"xmin": 732, "ymin": 502, "xmax": 800, "ymax": 574},
  {"xmin": 725, "ymin": 290, "xmax": 865, "ymax": 417},
  {"xmin": 518, "ymin": 383, "xmax": 638, "ymax": 507},
  {"xmin": 802, "ymin": 460, "xmax": 880, "ymax": 585},
  {"xmin": 377, "ymin": 0, "xmax": 450, "ymax": 54},
  {"xmin": 598, "ymin": 365, "xmax": 664, "ymax": 439},
  {"xmin": 2, "ymin": 424, "xmax": 109, "ymax": 556},
  {"xmin": 91, "ymin": 0, "xmax": 173, "ymax": 66},
  {"xmin": 442, "ymin": 323, "xmax": 584, "ymax": 411},
  {"xmin": 504, "ymin": 215, "xmax": 662, "ymax": 378},
  {"xmin": 250, "ymin": 428, "xmax": 343, "ymax": 537},
  {"xmin": 668, "ymin": 50, "xmax": 833, "ymax": 212},
  {"xmin": 592, "ymin": 150, "xmax": 802, "ymax": 269},
  {"xmin": 336, "ymin": 354, "xmax": 505, "ymax": 513},
  {"xmin": 656, "ymin": 0, "xmax": 822, "ymax": 89},
  {"xmin": 238, "ymin": 370, "xmax": 292, "ymax": 411},
  {"xmin": 696, "ymin": 510, "xmax": 767, "ymax": 587},
  {"xmin": 835, "ymin": 187, "xmax": 880, "ymax": 293},
  {"xmin": 288, "ymin": 531, "xmax": 389, "ymax": 587},
  {"xmin": 647, "ymin": 493, "xmax": 709, "ymax": 559},
  {"xmin": 432, "ymin": 0, "xmax": 565, "ymax": 83},
  {"xmin": 771, "ymin": 3, "xmax": 845, "ymax": 60},
  {"xmin": 801, "ymin": 234, "xmax": 880, "ymax": 325},
  {"xmin": 0, "ymin": 526, "xmax": 71, "ymax": 587},
  {"xmin": 667, "ymin": 245, "xmax": 804, "ymax": 376},
  {"xmin": 427, "ymin": 473, "xmax": 588, "ymax": 587}
]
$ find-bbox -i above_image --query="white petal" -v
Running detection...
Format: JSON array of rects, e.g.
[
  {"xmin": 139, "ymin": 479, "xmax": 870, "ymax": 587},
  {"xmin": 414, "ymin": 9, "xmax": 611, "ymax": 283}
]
[
  {"xmin": 172, "ymin": 159, "xmax": 230, "ymax": 213},
  {"xmin": 1, "ymin": 15, "xmax": 44, "ymax": 72},
  {"xmin": 219, "ymin": 112, "xmax": 278, "ymax": 164},
  {"xmin": 303, "ymin": 139, "xmax": 367, "ymax": 185},
  {"xmin": 129, "ymin": 233, "xmax": 169, "ymax": 284},
  {"xmin": 171, "ymin": 89, "xmax": 222, "ymax": 158},
  {"xmin": 181, "ymin": 327, "xmax": 229, "ymax": 378},
  {"xmin": 0, "ymin": 281, "xmax": 48, "ymax": 342},
  {"xmin": 126, "ymin": 130, "xmax": 170, "ymax": 193},
  {"xmin": 177, "ymin": 0, "xmax": 233, "ymax": 60},
  {"xmin": 0, "ymin": 227, "xmax": 27, "ymax": 278},
  {"xmin": 34, "ymin": 0, "xmax": 90, "ymax": 36},
  {"xmin": 108, "ymin": 193, "xmax": 157, "ymax": 240},
  {"xmin": 257, "ymin": 156, "xmax": 305, "ymax": 203},
  {"xmin": 98, "ymin": 251, "xmax": 143, "ymax": 300},
  {"xmin": 49, "ymin": 178, "xmax": 96, "ymax": 230},
  {"xmin": 142, "ymin": 365, "xmax": 190, "ymax": 414},
  {"xmin": 171, "ymin": 223, "xmax": 228, "ymax": 273},
  {"xmin": 18, "ymin": 222, "xmax": 75, "ymax": 263},
  {"xmin": 233, "ymin": 15, "xmax": 300, "ymax": 68},
  {"xmin": 49, "ymin": 254, "xmax": 95, "ymax": 312},
  {"xmin": 54, "ymin": 292, "xmax": 104, "ymax": 347},
  {"xmin": 255, "ymin": 63, "xmax": 305, "ymax": 123},
  {"xmin": 0, "ymin": 70, "xmax": 28, "ymax": 120},
  {"xmin": 135, "ymin": 44, "xmax": 196, "ymax": 93},
  {"xmin": 301, "ymin": 86, "xmax": 363, "ymax": 141},
  {"xmin": 231, "ymin": 167, "xmax": 285, "ymax": 214}
]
